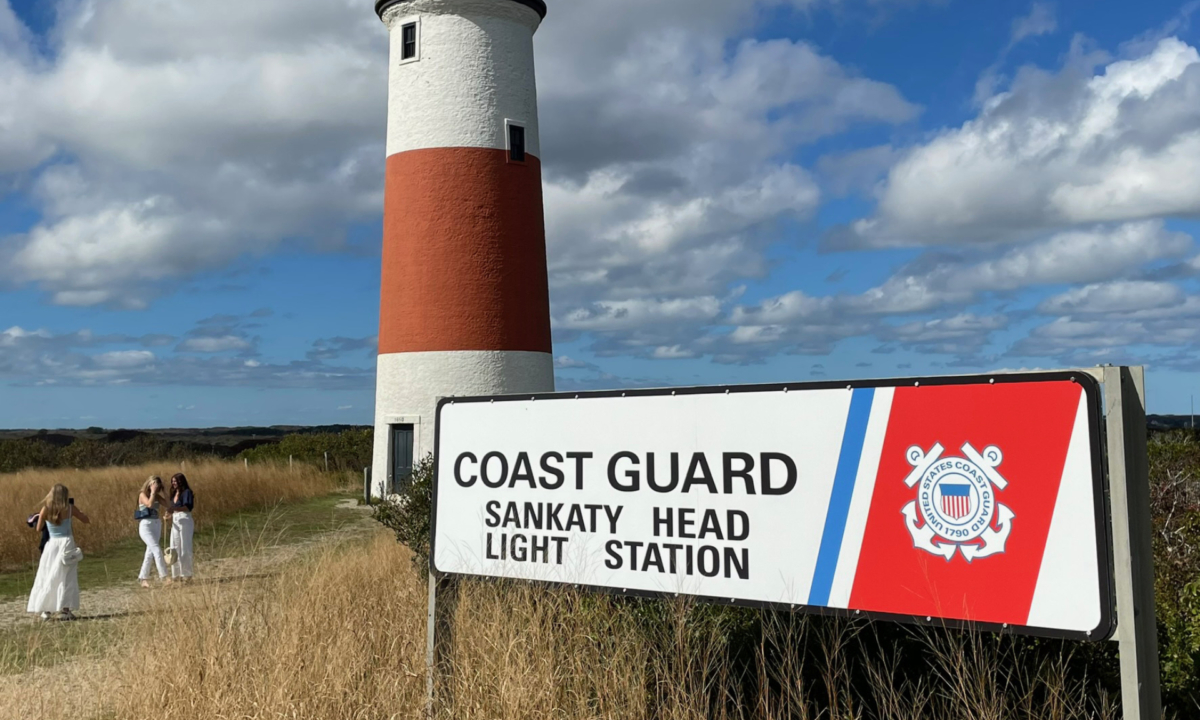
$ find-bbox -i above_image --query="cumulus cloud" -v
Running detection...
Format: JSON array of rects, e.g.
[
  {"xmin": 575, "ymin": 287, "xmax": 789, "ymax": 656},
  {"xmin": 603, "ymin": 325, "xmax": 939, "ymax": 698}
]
[
  {"xmin": 0, "ymin": 0, "xmax": 386, "ymax": 308},
  {"xmin": 830, "ymin": 37, "xmax": 1200, "ymax": 249},
  {"xmin": 307, "ymin": 336, "xmax": 378, "ymax": 361},
  {"xmin": 1010, "ymin": 3, "xmax": 1057, "ymax": 47},
  {"xmin": 0, "ymin": 323, "xmax": 373, "ymax": 389},
  {"xmin": 881, "ymin": 313, "xmax": 1009, "ymax": 355},
  {"xmin": 539, "ymin": 1, "xmax": 919, "ymax": 333},
  {"xmin": 532, "ymin": 2, "xmax": 923, "ymax": 362},
  {"xmin": 1036, "ymin": 281, "xmax": 1185, "ymax": 315},
  {"xmin": 177, "ymin": 336, "xmax": 254, "ymax": 354},
  {"xmin": 8, "ymin": 0, "xmax": 1198, "ymax": 382}
]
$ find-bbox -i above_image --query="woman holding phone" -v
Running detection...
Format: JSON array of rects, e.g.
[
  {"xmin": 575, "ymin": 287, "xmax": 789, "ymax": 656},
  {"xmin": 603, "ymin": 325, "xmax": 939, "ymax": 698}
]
[
  {"xmin": 137, "ymin": 476, "xmax": 171, "ymax": 588},
  {"xmin": 27, "ymin": 484, "xmax": 90, "ymax": 620}
]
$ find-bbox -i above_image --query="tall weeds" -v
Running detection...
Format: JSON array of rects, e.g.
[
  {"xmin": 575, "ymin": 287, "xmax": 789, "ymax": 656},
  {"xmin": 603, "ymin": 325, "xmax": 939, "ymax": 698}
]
[
  {"xmin": 0, "ymin": 460, "xmax": 340, "ymax": 569},
  {"xmin": 107, "ymin": 532, "xmax": 1123, "ymax": 720}
]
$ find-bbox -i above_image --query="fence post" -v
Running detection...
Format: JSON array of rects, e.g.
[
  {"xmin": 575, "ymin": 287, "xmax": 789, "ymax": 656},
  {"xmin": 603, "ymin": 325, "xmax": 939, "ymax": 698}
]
[
  {"xmin": 244, "ymin": 458, "xmax": 249, "ymax": 470},
  {"xmin": 364, "ymin": 467, "xmax": 371, "ymax": 505},
  {"xmin": 324, "ymin": 451, "xmax": 329, "ymax": 473},
  {"xmin": 1104, "ymin": 366, "xmax": 1162, "ymax": 720},
  {"xmin": 289, "ymin": 455, "xmax": 293, "ymax": 471}
]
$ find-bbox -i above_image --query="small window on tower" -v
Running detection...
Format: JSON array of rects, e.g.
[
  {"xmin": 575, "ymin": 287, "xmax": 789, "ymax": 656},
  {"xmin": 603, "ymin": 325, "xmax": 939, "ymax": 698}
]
[
  {"xmin": 508, "ymin": 123, "xmax": 526, "ymax": 163},
  {"xmin": 401, "ymin": 22, "xmax": 418, "ymax": 61}
]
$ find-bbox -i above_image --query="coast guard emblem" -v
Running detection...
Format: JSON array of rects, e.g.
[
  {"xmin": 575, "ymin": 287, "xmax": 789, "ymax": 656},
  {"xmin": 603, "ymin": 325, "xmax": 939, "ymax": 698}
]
[{"xmin": 900, "ymin": 442, "xmax": 1015, "ymax": 562}]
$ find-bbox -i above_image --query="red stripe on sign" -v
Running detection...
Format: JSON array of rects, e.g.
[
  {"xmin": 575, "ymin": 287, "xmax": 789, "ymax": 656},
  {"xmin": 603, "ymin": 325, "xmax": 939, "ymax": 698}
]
[{"xmin": 847, "ymin": 381, "xmax": 1082, "ymax": 627}]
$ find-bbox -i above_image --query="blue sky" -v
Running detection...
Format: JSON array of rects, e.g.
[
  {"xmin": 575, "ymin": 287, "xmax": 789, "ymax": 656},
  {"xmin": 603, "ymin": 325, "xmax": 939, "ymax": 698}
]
[{"xmin": 2, "ymin": 0, "xmax": 1200, "ymax": 428}]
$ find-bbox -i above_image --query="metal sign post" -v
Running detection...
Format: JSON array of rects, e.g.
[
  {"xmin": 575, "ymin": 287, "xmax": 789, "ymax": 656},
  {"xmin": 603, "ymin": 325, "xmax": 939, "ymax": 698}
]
[
  {"xmin": 425, "ymin": 572, "xmax": 458, "ymax": 719},
  {"xmin": 1104, "ymin": 366, "xmax": 1162, "ymax": 720}
]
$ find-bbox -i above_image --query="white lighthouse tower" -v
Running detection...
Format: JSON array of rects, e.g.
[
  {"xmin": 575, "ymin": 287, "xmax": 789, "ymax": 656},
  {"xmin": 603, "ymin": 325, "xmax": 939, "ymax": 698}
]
[{"xmin": 371, "ymin": 0, "xmax": 554, "ymax": 496}]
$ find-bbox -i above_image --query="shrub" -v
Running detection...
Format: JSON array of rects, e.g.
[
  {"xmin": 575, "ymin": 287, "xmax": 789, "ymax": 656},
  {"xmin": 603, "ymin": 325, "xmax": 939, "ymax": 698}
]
[
  {"xmin": 371, "ymin": 454, "xmax": 433, "ymax": 578},
  {"xmin": 1149, "ymin": 431, "xmax": 1200, "ymax": 711}
]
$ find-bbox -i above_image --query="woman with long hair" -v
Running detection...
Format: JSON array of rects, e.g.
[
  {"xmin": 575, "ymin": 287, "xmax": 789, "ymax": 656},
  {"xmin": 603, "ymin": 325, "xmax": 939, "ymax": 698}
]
[
  {"xmin": 137, "ymin": 476, "xmax": 171, "ymax": 588},
  {"xmin": 27, "ymin": 484, "xmax": 90, "ymax": 620},
  {"xmin": 168, "ymin": 473, "xmax": 195, "ymax": 581}
]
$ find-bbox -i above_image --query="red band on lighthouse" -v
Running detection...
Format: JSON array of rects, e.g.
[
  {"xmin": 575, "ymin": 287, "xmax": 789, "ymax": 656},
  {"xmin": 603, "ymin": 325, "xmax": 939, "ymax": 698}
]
[{"xmin": 379, "ymin": 148, "xmax": 551, "ymax": 356}]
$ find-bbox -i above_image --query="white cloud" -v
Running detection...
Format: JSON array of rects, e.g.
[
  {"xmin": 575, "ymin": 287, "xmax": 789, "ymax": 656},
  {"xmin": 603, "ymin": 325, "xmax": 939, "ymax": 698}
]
[
  {"xmin": 553, "ymin": 355, "xmax": 592, "ymax": 370},
  {"xmin": 559, "ymin": 298, "xmax": 723, "ymax": 333},
  {"xmin": 0, "ymin": 321, "xmax": 373, "ymax": 389},
  {"xmin": 1010, "ymin": 3, "xmax": 1057, "ymax": 46},
  {"xmin": 93, "ymin": 350, "xmax": 156, "ymax": 369},
  {"xmin": 0, "ymin": 0, "xmax": 386, "ymax": 307},
  {"xmin": 538, "ymin": 1, "xmax": 919, "ymax": 347},
  {"xmin": 177, "ymin": 336, "xmax": 253, "ymax": 353},
  {"xmin": 729, "ymin": 221, "xmax": 1191, "ymax": 325},
  {"xmin": 855, "ymin": 221, "xmax": 1192, "ymax": 313},
  {"xmin": 1037, "ymin": 281, "xmax": 1185, "ymax": 315},
  {"xmin": 882, "ymin": 313, "xmax": 1009, "ymax": 354},
  {"xmin": 832, "ymin": 37, "xmax": 1200, "ymax": 248},
  {"xmin": 0, "ymin": 0, "xmax": 923, "ymax": 335}
]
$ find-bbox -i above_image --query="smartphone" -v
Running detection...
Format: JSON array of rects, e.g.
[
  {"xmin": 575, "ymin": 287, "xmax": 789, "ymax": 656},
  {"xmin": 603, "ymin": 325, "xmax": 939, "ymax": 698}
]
[{"xmin": 69, "ymin": 497, "xmax": 74, "ymax": 505}]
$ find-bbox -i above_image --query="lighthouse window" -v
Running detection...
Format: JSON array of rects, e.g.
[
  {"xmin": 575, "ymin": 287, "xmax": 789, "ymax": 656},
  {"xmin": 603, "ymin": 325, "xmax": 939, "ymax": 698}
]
[
  {"xmin": 401, "ymin": 22, "xmax": 418, "ymax": 60},
  {"xmin": 508, "ymin": 123, "xmax": 526, "ymax": 162}
]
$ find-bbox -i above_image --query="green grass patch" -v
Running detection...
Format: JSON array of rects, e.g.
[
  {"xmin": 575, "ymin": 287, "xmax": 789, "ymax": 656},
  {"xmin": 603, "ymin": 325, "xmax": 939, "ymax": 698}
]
[
  {"xmin": 0, "ymin": 491, "xmax": 364, "ymax": 600},
  {"xmin": 0, "ymin": 615, "xmax": 122, "ymax": 675}
]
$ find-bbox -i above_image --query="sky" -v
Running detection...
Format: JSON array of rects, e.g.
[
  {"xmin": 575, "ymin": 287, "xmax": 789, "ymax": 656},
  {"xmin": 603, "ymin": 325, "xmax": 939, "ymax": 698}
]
[{"xmin": 2, "ymin": 0, "xmax": 1200, "ymax": 428}]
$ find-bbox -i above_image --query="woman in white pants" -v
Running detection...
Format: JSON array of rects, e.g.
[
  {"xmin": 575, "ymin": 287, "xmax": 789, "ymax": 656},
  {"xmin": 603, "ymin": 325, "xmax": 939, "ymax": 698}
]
[
  {"xmin": 137, "ymin": 476, "xmax": 171, "ymax": 588},
  {"xmin": 168, "ymin": 473, "xmax": 195, "ymax": 581},
  {"xmin": 27, "ymin": 484, "xmax": 90, "ymax": 620}
]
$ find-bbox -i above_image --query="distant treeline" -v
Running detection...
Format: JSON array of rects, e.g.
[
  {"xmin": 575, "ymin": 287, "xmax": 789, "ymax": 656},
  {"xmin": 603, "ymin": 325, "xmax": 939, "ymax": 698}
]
[
  {"xmin": 236, "ymin": 429, "xmax": 373, "ymax": 473},
  {"xmin": 0, "ymin": 427, "xmax": 373, "ymax": 474}
]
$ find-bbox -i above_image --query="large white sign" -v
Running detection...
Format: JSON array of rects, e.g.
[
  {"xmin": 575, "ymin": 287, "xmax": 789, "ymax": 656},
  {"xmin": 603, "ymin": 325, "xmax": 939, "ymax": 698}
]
[{"xmin": 432, "ymin": 374, "xmax": 1113, "ymax": 640}]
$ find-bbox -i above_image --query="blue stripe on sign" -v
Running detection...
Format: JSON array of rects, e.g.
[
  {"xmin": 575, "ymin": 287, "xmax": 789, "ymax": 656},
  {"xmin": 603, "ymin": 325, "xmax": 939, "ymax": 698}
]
[{"xmin": 807, "ymin": 388, "xmax": 875, "ymax": 607}]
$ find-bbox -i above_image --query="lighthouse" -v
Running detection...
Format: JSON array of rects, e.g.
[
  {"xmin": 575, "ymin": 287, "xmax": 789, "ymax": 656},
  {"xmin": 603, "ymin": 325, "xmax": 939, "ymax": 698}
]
[{"xmin": 371, "ymin": 0, "xmax": 555, "ymax": 496}]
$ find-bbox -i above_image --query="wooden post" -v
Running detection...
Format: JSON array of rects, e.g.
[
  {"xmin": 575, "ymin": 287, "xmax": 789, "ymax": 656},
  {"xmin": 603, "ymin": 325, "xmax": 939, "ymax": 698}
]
[
  {"xmin": 426, "ymin": 572, "xmax": 458, "ymax": 719},
  {"xmin": 324, "ymin": 451, "xmax": 329, "ymax": 472},
  {"xmin": 244, "ymin": 457, "xmax": 249, "ymax": 470},
  {"xmin": 289, "ymin": 455, "xmax": 293, "ymax": 471},
  {"xmin": 1103, "ymin": 366, "xmax": 1162, "ymax": 720}
]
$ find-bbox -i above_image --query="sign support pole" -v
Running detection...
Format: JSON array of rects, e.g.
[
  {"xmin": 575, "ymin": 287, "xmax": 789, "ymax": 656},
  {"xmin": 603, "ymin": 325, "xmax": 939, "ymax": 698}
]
[
  {"xmin": 425, "ymin": 570, "xmax": 458, "ymax": 719},
  {"xmin": 1104, "ymin": 366, "xmax": 1161, "ymax": 720}
]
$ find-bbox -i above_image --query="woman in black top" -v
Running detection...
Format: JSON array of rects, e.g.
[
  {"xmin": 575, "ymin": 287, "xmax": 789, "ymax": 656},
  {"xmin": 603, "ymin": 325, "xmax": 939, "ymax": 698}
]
[{"xmin": 168, "ymin": 473, "xmax": 196, "ymax": 582}]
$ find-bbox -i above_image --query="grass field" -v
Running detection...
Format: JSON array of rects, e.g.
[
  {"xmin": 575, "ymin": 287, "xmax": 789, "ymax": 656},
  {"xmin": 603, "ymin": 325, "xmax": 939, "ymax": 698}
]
[
  {"xmin": 0, "ymin": 460, "xmax": 341, "ymax": 570},
  {"xmin": 1, "ymin": 441, "xmax": 1195, "ymax": 719},
  {"xmin": 0, "ymin": 518, "xmax": 1140, "ymax": 720},
  {"xmin": 100, "ymin": 534, "xmax": 1119, "ymax": 720}
]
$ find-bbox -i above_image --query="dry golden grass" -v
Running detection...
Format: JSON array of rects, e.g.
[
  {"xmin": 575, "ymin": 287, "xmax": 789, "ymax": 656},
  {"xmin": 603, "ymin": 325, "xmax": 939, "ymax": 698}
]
[
  {"xmin": 0, "ymin": 460, "xmax": 340, "ymax": 569},
  {"xmin": 101, "ymin": 532, "xmax": 1119, "ymax": 720}
]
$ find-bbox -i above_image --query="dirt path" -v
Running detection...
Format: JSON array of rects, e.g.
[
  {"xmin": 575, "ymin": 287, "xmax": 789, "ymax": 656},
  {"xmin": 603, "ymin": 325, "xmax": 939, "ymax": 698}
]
[{"xmin": 0, "ymin": 498, "xmax": 375, "ymax": 629}]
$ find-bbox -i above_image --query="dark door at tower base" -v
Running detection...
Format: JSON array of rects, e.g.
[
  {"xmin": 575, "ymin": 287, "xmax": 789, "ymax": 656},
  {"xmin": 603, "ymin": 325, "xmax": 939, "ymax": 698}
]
[{"xmin": 390, "ymin": 424, "xmax": 414, "ymax": 494}]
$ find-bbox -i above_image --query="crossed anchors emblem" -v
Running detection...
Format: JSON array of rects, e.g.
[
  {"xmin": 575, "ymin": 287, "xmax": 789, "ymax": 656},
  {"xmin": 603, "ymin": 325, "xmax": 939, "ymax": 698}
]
[{"xmin": 901, "ymin": 442, "xmax": 1015, "ymax": 562}]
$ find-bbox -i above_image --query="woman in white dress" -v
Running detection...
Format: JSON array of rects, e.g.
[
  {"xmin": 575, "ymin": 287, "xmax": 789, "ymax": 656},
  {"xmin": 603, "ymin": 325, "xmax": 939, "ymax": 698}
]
[
  {"xmin": 137, "ymin": 476, "xmax": 171, "ymax": 588},
  {"xmin": 27, "ymin": 484, "xmax": 90, "ymax": 621}
]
